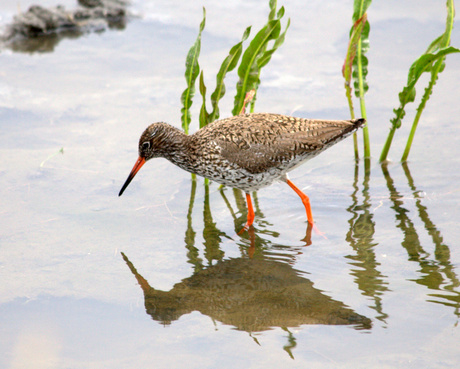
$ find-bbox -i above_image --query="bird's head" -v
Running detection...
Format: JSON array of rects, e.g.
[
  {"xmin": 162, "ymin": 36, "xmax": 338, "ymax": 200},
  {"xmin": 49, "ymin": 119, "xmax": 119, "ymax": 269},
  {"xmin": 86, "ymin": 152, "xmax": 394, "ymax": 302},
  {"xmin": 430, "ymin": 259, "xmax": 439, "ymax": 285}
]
[{"xmin": 119, "ymin": 122, "xmax": 180, "ymax": 197}]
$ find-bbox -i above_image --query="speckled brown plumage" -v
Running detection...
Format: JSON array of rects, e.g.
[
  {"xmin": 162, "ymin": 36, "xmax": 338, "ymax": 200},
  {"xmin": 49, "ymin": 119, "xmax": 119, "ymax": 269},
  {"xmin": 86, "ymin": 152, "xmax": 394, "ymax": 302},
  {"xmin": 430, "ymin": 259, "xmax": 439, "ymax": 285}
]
[{"xmin": 119, "ymin": 112, "xmax": 365, "ymax": 228}]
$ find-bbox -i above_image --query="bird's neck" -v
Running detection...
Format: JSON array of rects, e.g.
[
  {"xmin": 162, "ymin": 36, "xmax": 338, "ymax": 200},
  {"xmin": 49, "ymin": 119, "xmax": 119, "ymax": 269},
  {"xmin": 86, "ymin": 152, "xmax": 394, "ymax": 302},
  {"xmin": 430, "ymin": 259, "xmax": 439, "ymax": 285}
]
[{"xmin": 162, "ymin": 128, "xmax": 197, "ymax": 173}]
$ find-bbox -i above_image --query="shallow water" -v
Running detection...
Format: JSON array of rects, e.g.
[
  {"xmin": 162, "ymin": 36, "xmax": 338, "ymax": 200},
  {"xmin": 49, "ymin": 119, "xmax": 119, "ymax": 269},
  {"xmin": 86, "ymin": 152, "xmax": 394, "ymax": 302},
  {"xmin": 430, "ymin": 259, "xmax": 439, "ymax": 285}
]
[{"xmin": 1, "ymin": 0, "xmax": 459, "ymax": 368}]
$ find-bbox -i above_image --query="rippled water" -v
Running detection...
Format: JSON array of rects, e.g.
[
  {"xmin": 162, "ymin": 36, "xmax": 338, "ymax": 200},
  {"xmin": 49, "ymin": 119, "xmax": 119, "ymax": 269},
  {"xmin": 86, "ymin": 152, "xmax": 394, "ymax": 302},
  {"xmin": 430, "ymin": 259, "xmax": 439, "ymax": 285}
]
[{"xmin": 1, "ymin": 0, "xmax": 459, "ymax": 368}]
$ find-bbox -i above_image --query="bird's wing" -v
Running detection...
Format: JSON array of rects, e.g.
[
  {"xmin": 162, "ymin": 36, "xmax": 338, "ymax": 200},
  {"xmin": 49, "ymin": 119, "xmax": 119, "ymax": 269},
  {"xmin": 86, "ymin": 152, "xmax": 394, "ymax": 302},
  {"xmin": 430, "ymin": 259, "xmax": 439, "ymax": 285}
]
[
  {"xmin": 213, "ymin": 114, "xmax": 362, "ymax": 174},
  {"xmin": 217, "ymin": 122, "xmax": 360, "ymax": 174},
  {"xmin": 217, "ymin": 134, "xmax": 322, "ymax": 174}
]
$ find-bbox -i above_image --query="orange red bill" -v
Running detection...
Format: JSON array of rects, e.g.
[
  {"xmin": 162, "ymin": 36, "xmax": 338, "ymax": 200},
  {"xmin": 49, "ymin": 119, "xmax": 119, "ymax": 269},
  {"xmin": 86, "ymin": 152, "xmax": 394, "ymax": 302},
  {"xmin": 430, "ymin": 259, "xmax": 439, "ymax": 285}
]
[{"xmin": 119, "ymin": 156, "xmax": 146, "ymax": 196}]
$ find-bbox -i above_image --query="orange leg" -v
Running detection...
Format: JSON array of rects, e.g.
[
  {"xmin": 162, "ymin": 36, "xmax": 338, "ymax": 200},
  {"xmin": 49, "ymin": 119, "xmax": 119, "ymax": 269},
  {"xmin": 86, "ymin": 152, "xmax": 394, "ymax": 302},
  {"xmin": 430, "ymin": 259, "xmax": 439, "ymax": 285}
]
[
  {"xmin": 285, "ymin": 178, "xmax": 326, "ymax": 238},
  {"xmin": 245, "ymin": 192, "xmax": 255, "ymax": 227},
  {"xmin": 285, "ymin": 179, "xmax": 314, "ymax": 225},
  {"xmin": 238, "ymin": 192, "xmax": 255, "ymax": 233}
]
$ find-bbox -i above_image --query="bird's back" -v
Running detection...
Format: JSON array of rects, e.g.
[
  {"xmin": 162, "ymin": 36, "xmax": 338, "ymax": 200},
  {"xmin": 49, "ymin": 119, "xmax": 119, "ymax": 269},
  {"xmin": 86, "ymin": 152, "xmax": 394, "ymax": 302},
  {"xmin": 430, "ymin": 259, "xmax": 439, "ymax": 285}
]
[{"xmin": 183, "ymin": 113, "xmax": 364, "ymax": 192}]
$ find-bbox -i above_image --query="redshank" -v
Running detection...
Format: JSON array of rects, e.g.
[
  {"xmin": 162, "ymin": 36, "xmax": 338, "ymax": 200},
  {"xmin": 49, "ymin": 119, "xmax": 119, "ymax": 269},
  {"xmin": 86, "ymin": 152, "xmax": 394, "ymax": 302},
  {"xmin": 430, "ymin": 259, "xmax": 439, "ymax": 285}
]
[{"xmin": 119, "ymin": 113, "xmax": 365, "ymax": 229}]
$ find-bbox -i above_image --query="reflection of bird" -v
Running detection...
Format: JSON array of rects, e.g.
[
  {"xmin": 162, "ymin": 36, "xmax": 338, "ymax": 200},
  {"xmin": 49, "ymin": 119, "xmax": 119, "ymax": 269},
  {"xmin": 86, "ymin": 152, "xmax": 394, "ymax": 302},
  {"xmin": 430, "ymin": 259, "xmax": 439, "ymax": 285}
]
[
  {"xmin": 121, "ymin": 252, "xmax": 372, "ymax": 332},
  {"xmin": 119, "ymin": 113, "xmax": 365, "ymax": 228}
]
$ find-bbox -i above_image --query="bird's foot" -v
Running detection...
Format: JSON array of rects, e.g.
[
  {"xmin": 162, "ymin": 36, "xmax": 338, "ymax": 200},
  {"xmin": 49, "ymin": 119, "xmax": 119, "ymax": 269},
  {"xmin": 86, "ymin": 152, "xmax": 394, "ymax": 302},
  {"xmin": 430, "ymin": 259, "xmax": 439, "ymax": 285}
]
[{"xmin": 311, "ymin": 222, "xmax": 327, "ymax": 240}]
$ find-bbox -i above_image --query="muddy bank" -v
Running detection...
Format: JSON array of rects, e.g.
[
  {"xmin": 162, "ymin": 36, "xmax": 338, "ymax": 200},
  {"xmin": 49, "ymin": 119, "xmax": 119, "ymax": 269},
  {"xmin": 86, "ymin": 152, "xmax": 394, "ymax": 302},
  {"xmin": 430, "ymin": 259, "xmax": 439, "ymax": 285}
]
[{"xmin": 1, "ymin": 0, "xmax": 129, "ymax": 52}]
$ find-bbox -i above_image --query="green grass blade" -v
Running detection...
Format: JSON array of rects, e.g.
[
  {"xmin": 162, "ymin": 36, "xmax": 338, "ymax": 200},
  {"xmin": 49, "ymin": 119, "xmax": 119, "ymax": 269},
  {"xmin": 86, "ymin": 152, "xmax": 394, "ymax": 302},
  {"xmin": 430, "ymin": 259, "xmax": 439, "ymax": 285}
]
[
  {"xmin": 342, "ymin": 14, "xmax": 367, "ymax": 159},
  {"xmin": 199, "ymin": 70, "xmax": 209, "ymax": 129},
  {"xmin": 400, "ymin": 46, "xmax": 459, "ymax": 121},
  {"xmin": 352, "ymin": 0, "xmax": 372, "ymax": 21},
  {"xmin": 181, "ymin": 8, "xmax": 206, "ymax": 134},
  {"xmin": 354, "ymin": 25, "xmax": 370, "ymax": 162},
  {"xmin": 438, "ymin": 0, "xmax": 455, "ymax": 48},
  {"xmin": 251, "ymin": 6, "xmax": 289, "ymax": 113},
  {"xmin": 352, "ymin": 21, "xmax": 370, "ymax": 99},
  {"xmin": 351, "ymin": 0, "xmax": 372, "ymax": 99},
  {"xmin": 249, "ymin": 16, "xmax": 290, "ymax": 113},
  {"xmin": 343, "ymin": 14, "xmax": 367, "ymax": 95},
  {"xmin": 380, "ymin": 0, "xmax": 458, "ymax": 162},
  {"xmin": 268, "ymin": 0, "xmax": 277, "ymax": 21},
  {"xmin": 379, "ymin": 46, "xmax": 459, "ymax": 162},
  {"xmin": 351, "ymin": 0, "xmax": 372, "ymax": 162},
  {"xmin": 258, "ymin": 17, "xmax": 290, "ymax": 69},
  {"xmin": 208, "ymin": 26, "xmax": 251, "ymax": 123},
  {"xmin": 380, "ymin": 48, "xmax": 460, "ymax": 163},
  {"xmin": 231, "ymin": 18, "xmax": 282, "ymax": 116},
  {"xmin": 400, "ymin": 72, "xmax": 437, "ymax": 162},
  {"xmin": 401, "ymin": 0, "xmax": 458, "ymax": 161}
]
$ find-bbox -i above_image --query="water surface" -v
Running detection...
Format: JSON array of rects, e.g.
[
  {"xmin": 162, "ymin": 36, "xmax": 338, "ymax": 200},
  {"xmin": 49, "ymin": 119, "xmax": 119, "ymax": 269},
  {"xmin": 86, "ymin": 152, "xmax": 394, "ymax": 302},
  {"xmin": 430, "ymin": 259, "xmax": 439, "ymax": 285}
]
[{"xmin": 1, "ymin": 0, "xmax": 459, "ymax": 368}]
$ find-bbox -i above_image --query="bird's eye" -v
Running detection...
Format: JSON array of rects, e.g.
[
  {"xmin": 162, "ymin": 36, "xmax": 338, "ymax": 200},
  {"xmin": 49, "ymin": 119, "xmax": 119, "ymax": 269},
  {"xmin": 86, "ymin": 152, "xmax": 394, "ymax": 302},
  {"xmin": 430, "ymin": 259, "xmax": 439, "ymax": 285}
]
[{"xmin": 141, "ymin": 141, "xmax": 150, "ymax": 151}]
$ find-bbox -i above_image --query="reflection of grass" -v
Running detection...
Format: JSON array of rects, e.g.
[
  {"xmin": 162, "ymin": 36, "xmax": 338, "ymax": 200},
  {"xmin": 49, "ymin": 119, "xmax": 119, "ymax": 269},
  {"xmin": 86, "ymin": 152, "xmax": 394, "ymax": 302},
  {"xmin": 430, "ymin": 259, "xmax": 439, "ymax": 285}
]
[
  {"xmin": 344, "ymin": 159, "xmax": 459, "ymax": 322},
  {"xmin": 281, "ymin": 327, "xmax": 296, "ymax": 360},
  {"xmin": 346, "ymin": 161, "xmax": 389, "ymax": 324},
  {"xmin": 382, "ymin": 162, "xmax": 460, "ymax": 319},
  {"xmin": 184, "ymin": 179, "xmax": 202, "ymax": 272},
  {"xmin": 346, "ymin": 158, "xmax": 460, "ymax": 322},
  {"xmin": 184, "ymin": 178, "xmax": 309, "ymax": 266}
]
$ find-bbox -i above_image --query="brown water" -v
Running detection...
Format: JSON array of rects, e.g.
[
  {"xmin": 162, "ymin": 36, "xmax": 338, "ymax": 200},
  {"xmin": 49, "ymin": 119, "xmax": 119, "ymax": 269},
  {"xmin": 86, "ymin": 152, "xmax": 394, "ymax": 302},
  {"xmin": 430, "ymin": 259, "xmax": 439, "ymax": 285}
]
[{"xmin": 1, "ymin": 0, "xmax": 459, "ymax": 368}]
